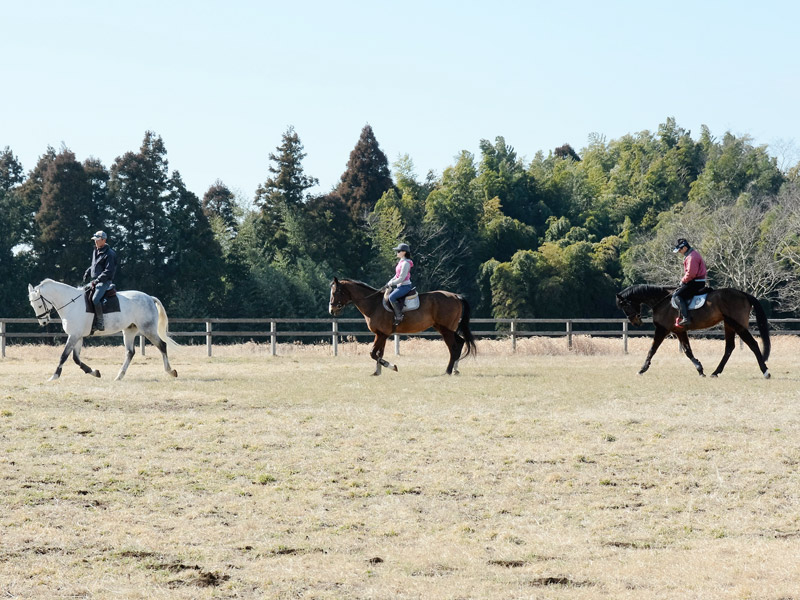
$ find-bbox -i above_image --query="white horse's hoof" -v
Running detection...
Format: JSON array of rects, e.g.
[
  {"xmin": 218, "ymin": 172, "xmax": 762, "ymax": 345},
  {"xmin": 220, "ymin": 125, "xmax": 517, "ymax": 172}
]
[
  {"xmin": 47, "ymin": 375, "xmax": 59, "ymax": 382},
  {"xmin": 764, "ymin": 370, "xmax": 771, "ymax": 379},
  {"xmin": 91, "ymin": 370, "xmax": 101, "ymax": 378}
]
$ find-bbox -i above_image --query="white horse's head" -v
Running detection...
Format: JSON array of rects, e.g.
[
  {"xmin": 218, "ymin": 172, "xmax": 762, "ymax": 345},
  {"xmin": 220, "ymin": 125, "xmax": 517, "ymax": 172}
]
[{"xmin": 28, "ymin": 283, "xmax": 53, "ymax": 326}]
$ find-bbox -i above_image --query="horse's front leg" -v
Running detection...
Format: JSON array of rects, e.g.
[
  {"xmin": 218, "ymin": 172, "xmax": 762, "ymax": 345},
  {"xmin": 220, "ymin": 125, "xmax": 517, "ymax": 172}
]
[
  {"xmin": 639, "ymin": 326, "xmax": 668, "ymax": 375},
  {"xmin": 711, "ymin": 324, "xmax": 736, "ymax": 377},
  {"xmin": 49, "ymin": 335, "xmax": 82, "ymax": 381},
  {"xmin": 71, "ymin": 339, "xmax": 100, "ymax": 378},
  {"xmin": 369, "ymin": 333, "xmax": 396, "ymax": 375},
  {"xmin": 676, "ymin": 331, "xmax": 704, "ymax": 376}
]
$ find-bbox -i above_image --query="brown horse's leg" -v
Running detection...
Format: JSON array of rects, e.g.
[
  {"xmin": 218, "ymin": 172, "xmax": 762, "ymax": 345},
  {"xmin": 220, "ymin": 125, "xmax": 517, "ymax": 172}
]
[
  {"xmin": 639, "ymin": 326, "xmax": 668, "ymax": 375},
  {"xmin": 723, "ymin": 316, "xmax": 770, "ymax": 378},
  {"xmin": 436, "ymin": 326, "xmax": 459, "ymax": 375},
  {"xmin": 711, "ymin": 324, "xmax": 736, "ymax": 377},
  {"xmin": 369, "ymin": 333, "xmax": 396, "ymax": 375},
  {"xmin": 675, "ymin": 330, "xmax": 704, "ymax": 376}
]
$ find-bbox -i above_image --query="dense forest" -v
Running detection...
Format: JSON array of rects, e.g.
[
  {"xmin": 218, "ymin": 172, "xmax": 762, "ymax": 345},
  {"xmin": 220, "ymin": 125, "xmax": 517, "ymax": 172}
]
[{"xmin": 2, "ymin": 118, "xmax": 799, "ymax": 320}]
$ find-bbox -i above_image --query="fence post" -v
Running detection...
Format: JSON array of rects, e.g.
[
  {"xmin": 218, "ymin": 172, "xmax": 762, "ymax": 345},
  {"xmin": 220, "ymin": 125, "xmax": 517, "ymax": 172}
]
[
  {"xmin": 332, "ymin": 320, "xmax": 338, "ymax": 356},
  {"xmin": 566, "ymin": 320, "xmax": 573, "ymax": 350},
  {"xmin": 139, "ymin": 334, "xmax": 146, "ymax": 355},
  {"xmin": 394, "ymin": 333, "xmax": 400, "ymax": 355},
  {"xmin": 270, "ymin": 320, "xmax": 277, "ymax": 356},
  {"xmin": 622, "ymin": 320, "xmax": 629, "ymax": 354},
  {"xmin": 206, "ymin": 320, "xmax": 213, "ymax": 357},
  {"xmin": 510, "ymin": 319, "xmax": 517, "ymax": 353},
  {"xmin": 1, "ymin": 320, "xmax": 5, "ymax": 358}
]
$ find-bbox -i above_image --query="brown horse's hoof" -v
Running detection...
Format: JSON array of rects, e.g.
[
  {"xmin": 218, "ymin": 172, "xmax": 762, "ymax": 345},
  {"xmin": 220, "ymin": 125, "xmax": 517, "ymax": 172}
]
[
  {"xmin": 170, "ymin": 369, "xmax": 178, "ymax": 378},
  {"xmin": 392, "ymin": 365, "xmax": 398, "ymax": 372}
]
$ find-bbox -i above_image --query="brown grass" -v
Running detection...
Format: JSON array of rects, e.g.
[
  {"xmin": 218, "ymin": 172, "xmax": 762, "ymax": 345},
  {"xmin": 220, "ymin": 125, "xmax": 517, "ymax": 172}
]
[{"xmin": 1, "ymin": 336, "xmax": 799, "ymax": 599}]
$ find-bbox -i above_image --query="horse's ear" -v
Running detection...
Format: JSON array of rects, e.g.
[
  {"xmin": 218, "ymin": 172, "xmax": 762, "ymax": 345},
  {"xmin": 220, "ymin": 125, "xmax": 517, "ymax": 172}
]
[
  {"xmin": 333, "ymin": 277, "xmax": 339, "ymax": 284},
  {"xmin": 28, "ymin": 284, "xmax": 33, "ymax": 292}
]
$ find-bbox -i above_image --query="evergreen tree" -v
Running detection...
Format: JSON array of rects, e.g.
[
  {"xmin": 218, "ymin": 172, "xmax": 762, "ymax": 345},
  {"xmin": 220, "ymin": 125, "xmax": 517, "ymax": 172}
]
[
  {"xmin": 33, "ymin": 148, "xmax": 95, "ymax": 282},
  {"xmin": 254, "ymin": 126, "xmax": 318, "ymax": 258},
  {"xmin": 163, "ymin": 172, "xmax": 225, "ymax": 315},
  {"xmin": 203, "ymin": 179, "xmax": 237, "ymax": 232},
  {"xmin": 0, "ymin": 147, "xmax": 31, "ymax": 316},
  {"xmin": 335, "ymin": 124, "xmax": 394, "ymax": 218},
  {"xmin": 106, "ymin": 131, "xmax": 171, "ymax": 293}
]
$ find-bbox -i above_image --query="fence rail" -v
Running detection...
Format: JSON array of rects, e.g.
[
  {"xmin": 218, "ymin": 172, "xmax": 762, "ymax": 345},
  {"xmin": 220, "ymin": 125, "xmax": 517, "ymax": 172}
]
[{"xmin": 2, "ymin": 316, "xmax": 799, "ymax": 358}]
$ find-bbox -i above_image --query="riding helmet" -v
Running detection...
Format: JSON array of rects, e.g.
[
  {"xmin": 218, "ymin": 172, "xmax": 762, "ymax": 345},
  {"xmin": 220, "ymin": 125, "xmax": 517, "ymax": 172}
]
[{"xmin": 672, "ymin": 238, "xmax": 690, "ymax": 253}]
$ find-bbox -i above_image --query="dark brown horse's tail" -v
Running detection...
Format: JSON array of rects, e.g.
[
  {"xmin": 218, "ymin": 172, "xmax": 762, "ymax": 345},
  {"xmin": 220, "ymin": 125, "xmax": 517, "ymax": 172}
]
[
  {"xmin": 745, "ymin": 292, "xmax": 771, "ymax": 361},
  {"xmin": 458, "ymin": 297, "xmax": 477, "ymax": 358}
]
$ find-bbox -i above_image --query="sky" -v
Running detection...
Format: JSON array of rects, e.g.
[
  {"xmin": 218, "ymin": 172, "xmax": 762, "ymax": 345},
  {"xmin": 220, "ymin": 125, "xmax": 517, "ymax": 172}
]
[{"xmin": 2, "ymin": 0, "xmax": 799, "ymax": 203}]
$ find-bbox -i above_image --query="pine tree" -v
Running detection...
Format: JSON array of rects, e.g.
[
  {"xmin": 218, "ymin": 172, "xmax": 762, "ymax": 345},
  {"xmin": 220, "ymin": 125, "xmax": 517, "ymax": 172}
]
[
  {"xmin": 254, "ymin": 126, "xmax": 318, "ymax": 256},
  {"xmin": 335, "ymin": 124, "xmax": 394, "ymax": 218},
  {"xmin": 203, "ymin": 179, "xmax": 237, "ymax": 233}
]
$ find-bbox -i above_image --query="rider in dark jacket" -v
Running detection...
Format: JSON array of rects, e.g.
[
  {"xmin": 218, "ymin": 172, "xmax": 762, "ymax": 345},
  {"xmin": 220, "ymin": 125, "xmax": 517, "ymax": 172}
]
[{"xmin": 83, "ymin": 230, "xmax": 117, "ymax": 332}]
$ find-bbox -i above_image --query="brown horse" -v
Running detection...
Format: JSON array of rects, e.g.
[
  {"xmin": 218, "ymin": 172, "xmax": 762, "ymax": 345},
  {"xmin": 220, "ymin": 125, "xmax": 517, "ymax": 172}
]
[
  {"xmin": 616, "ymin": 284, "xmax": 771, "ymax": 378},
  {"xmin": 329, "ymin": 278, "xmax": 476, "ymax": 375}
]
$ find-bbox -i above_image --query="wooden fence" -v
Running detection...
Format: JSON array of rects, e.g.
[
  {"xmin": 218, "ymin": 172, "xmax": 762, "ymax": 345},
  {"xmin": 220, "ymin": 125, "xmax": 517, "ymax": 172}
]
[{"xmin": 2, "ymin": 317, "xmax": 799, "ymax": 358}]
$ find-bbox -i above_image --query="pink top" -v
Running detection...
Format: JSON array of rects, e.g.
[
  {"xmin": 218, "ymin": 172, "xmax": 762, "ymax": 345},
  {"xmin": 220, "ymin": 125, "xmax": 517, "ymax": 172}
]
[
  {"xmin": 388, "ymin": 258, "xmax": 413, "ymax": 287},
  {"xmin": 682, "ymin": 249, "xmax": 708, "ymax": 283}
]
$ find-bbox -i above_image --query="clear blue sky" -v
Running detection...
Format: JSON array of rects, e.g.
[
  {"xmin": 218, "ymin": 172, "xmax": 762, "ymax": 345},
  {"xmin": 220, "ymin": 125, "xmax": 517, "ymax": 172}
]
[{"xmin": 3, "ymin": 1, "xmax": 798, "ymax": 201}]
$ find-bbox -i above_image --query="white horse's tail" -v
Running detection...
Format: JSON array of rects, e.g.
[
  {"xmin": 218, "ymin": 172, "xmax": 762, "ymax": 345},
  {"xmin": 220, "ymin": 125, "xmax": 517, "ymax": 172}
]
[{"xmin": 153, "ymin": 297, "xmax": 179, "ymax": 347}]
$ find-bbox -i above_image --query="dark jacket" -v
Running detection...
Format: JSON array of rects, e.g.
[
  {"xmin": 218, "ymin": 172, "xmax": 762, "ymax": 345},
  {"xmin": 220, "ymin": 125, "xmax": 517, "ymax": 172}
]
[{"xmin": 85, "ymin": 245, "xmax": 117, "ymax": 284}]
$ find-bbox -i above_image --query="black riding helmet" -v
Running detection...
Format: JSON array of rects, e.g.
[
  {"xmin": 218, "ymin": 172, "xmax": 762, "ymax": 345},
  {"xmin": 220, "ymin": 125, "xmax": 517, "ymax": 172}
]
[{"xmin": 672, "ymin": 238, "xmax": 690, "ymax": 253}]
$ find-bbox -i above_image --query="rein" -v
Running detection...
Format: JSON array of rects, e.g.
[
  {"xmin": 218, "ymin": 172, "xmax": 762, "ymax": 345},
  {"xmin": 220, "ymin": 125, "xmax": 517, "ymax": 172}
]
[{"xmin": 34, "ymin": 290, "xmax": 84, "ymax": 320}]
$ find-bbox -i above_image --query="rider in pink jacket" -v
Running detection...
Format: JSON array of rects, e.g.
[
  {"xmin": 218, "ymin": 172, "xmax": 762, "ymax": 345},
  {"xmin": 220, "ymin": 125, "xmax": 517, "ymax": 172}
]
[{"xmin": 672, "ymin": 238, "xmax": 708, "ymax": 327}]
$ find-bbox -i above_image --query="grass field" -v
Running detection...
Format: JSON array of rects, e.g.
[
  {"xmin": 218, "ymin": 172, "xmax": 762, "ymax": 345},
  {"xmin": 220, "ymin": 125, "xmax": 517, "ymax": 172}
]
[{"xmin": 1, "ymin": 336, "xmax": 799, "ymax": 599}]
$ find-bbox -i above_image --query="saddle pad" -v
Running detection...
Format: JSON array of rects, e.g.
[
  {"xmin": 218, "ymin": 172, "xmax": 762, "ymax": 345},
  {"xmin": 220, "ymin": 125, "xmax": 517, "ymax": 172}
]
[
  {"xmin": 382, "ymin": 291, "xmax": 420, "ymax": 313},
  {"xmin": 671, "ymin": 293, "xmax": 707, "ymax": 310},
  {"xmin": 85, "ymin": 290, "xmax": 121, "ymax": 314}
]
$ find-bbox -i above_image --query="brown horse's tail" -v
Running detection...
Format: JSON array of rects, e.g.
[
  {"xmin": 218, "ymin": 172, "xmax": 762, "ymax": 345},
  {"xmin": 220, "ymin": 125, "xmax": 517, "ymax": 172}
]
[
  {"xmin": 745, "ymin": 292, "xmax": 771, "ymax": 361},
  {"xmin": 458, "ymin": 296, "xmax": 477, "ymax": 358}
]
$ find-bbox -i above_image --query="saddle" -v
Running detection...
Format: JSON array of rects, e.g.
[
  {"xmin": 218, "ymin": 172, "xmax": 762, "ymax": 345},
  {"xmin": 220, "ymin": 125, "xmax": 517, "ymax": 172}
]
[
  {"xmin": 670, "ymin": 286, "xmax": 713, "ymax": 311},
  {"xmin": 383, "ymin": 287, "xmax": 420, "ymax": 313},
  {"xmin": 84, "ymin": 284, "xmax": 121, "ymax": 314}
]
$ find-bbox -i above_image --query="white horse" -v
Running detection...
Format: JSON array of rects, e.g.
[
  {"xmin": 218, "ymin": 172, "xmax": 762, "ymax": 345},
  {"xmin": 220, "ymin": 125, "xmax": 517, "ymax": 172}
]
[{"xmin": 27, "ymin": 279, "xmax": 178, "ymax": 381}]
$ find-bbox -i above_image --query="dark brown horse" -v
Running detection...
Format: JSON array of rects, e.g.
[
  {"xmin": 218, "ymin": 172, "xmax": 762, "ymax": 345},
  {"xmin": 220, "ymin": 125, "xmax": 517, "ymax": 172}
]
[
  {"xmin": 616, "ymin": 284, "xmax": 771, "ymax": 378},
  {"xmin": 329, "ymin": 278, "xmax": 476, "ymax": 375}
]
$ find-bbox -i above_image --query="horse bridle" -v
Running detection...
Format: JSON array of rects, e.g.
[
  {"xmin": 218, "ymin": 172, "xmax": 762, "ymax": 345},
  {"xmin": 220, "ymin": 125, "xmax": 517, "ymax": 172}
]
[
  {"xmin": 30, "ymin": 289, "xmax": 83, "ymax": 325},
  {"xmin": 329, "ymin": 283, "xmax": 384, "ymax": 313}
]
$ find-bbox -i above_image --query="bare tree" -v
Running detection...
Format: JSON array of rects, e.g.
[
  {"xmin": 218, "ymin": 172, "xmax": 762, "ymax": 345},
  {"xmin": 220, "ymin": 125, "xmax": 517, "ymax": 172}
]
[{"xmin": 628, "ymin": 195, "xmax": 800, "ymax": 310}]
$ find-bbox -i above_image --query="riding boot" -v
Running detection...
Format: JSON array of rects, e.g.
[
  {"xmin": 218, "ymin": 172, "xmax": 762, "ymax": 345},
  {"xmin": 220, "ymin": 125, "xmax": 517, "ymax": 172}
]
[
  {"xmin": 390, "ymin": 300, "xmax": 404, "ymax": 325},
  {"xmin": 91, "ymin": 304, "xmax": 105, "ymax": 334},
  {"xmin": 675, "ymin": 296, "xmax": 691, "ymax": 327}
]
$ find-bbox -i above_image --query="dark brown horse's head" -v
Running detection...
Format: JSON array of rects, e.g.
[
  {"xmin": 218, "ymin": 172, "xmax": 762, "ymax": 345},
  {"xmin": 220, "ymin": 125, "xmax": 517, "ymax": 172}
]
[
  {"xmin": 616, "ymin": 292, "xmax": 643, "ymax": 326},
  {"xmin": 329, "ymin": 278, "xmax": 351, "ymax": 316}
]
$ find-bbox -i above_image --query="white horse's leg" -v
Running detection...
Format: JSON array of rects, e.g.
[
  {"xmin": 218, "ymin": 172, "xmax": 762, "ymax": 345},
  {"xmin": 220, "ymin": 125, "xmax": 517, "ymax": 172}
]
[
  {"xmin": 71, "ymin": 339, "xmax": 100, "ymax": 378},
  {"xmin": 49, "ymin": 335, "xmax": 81, "ymax": 381},
  {"xmin": 145, "ymin": 334, "xmax": 177, "ymax": 378},
  {"xmin": 115, "ymin": 327, "xmax": 138, "ymax": 381}
]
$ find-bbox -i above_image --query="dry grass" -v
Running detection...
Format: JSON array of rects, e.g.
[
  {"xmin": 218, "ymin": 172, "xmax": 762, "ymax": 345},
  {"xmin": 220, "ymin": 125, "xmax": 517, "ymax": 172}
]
[{"xmin": 1, "ymin": 336, "xmax": 800, "ymax": 599}]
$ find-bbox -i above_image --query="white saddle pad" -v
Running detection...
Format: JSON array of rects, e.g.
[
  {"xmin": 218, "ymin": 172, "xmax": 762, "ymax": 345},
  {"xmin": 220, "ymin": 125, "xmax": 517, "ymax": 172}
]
[
  {"xmin": 383, "ymin": 291, "xmax": 420, "ymax": 313},
  {"xmin": 671, "ymin": 294, "xmax": 707, "ymax": 310}
]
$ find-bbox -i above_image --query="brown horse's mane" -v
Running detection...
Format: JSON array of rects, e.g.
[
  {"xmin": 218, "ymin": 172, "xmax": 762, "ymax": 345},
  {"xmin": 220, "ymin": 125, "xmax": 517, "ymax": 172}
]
[
  {"xmin": 620, "ymin": 284, "xmax": 673, "ymax": 306},
  {"xmin": 337, "ymin": 278, "xmax": 377, "ymax": 291}
]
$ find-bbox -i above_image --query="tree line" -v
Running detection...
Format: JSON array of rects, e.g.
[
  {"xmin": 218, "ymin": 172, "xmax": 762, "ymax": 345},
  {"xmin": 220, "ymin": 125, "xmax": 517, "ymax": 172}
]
[{"xmin": 2, "ymin": 118, "xmax": 799, "ymax": 321}]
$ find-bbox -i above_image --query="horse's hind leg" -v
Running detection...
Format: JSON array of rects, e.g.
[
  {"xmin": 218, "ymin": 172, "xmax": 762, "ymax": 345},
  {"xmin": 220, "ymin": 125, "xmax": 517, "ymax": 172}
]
[
  {"xmin": 711, "ymin": 323, "xmax": 736, "ymax": 377},
  {"xmin": 725, "ymin": 316, "xmax": 770, "ymax": 378},
  {"xmin": 675, "ymin": 330, "xmax": 704, "ymax": 376},
  {"xmin": 72, "ymin": 339, "xmax": 100, "ymax": 378},
  {"xmin": 436, "ymin": 326, "xmax": 459, "ymax": 375},
  {"xmin": 145, "ymin": 333, "xmax": 177, "ymax": 378},
  {"xmin": 115, "ymin": 327, "xmax": 138, "ymax": 381}
]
